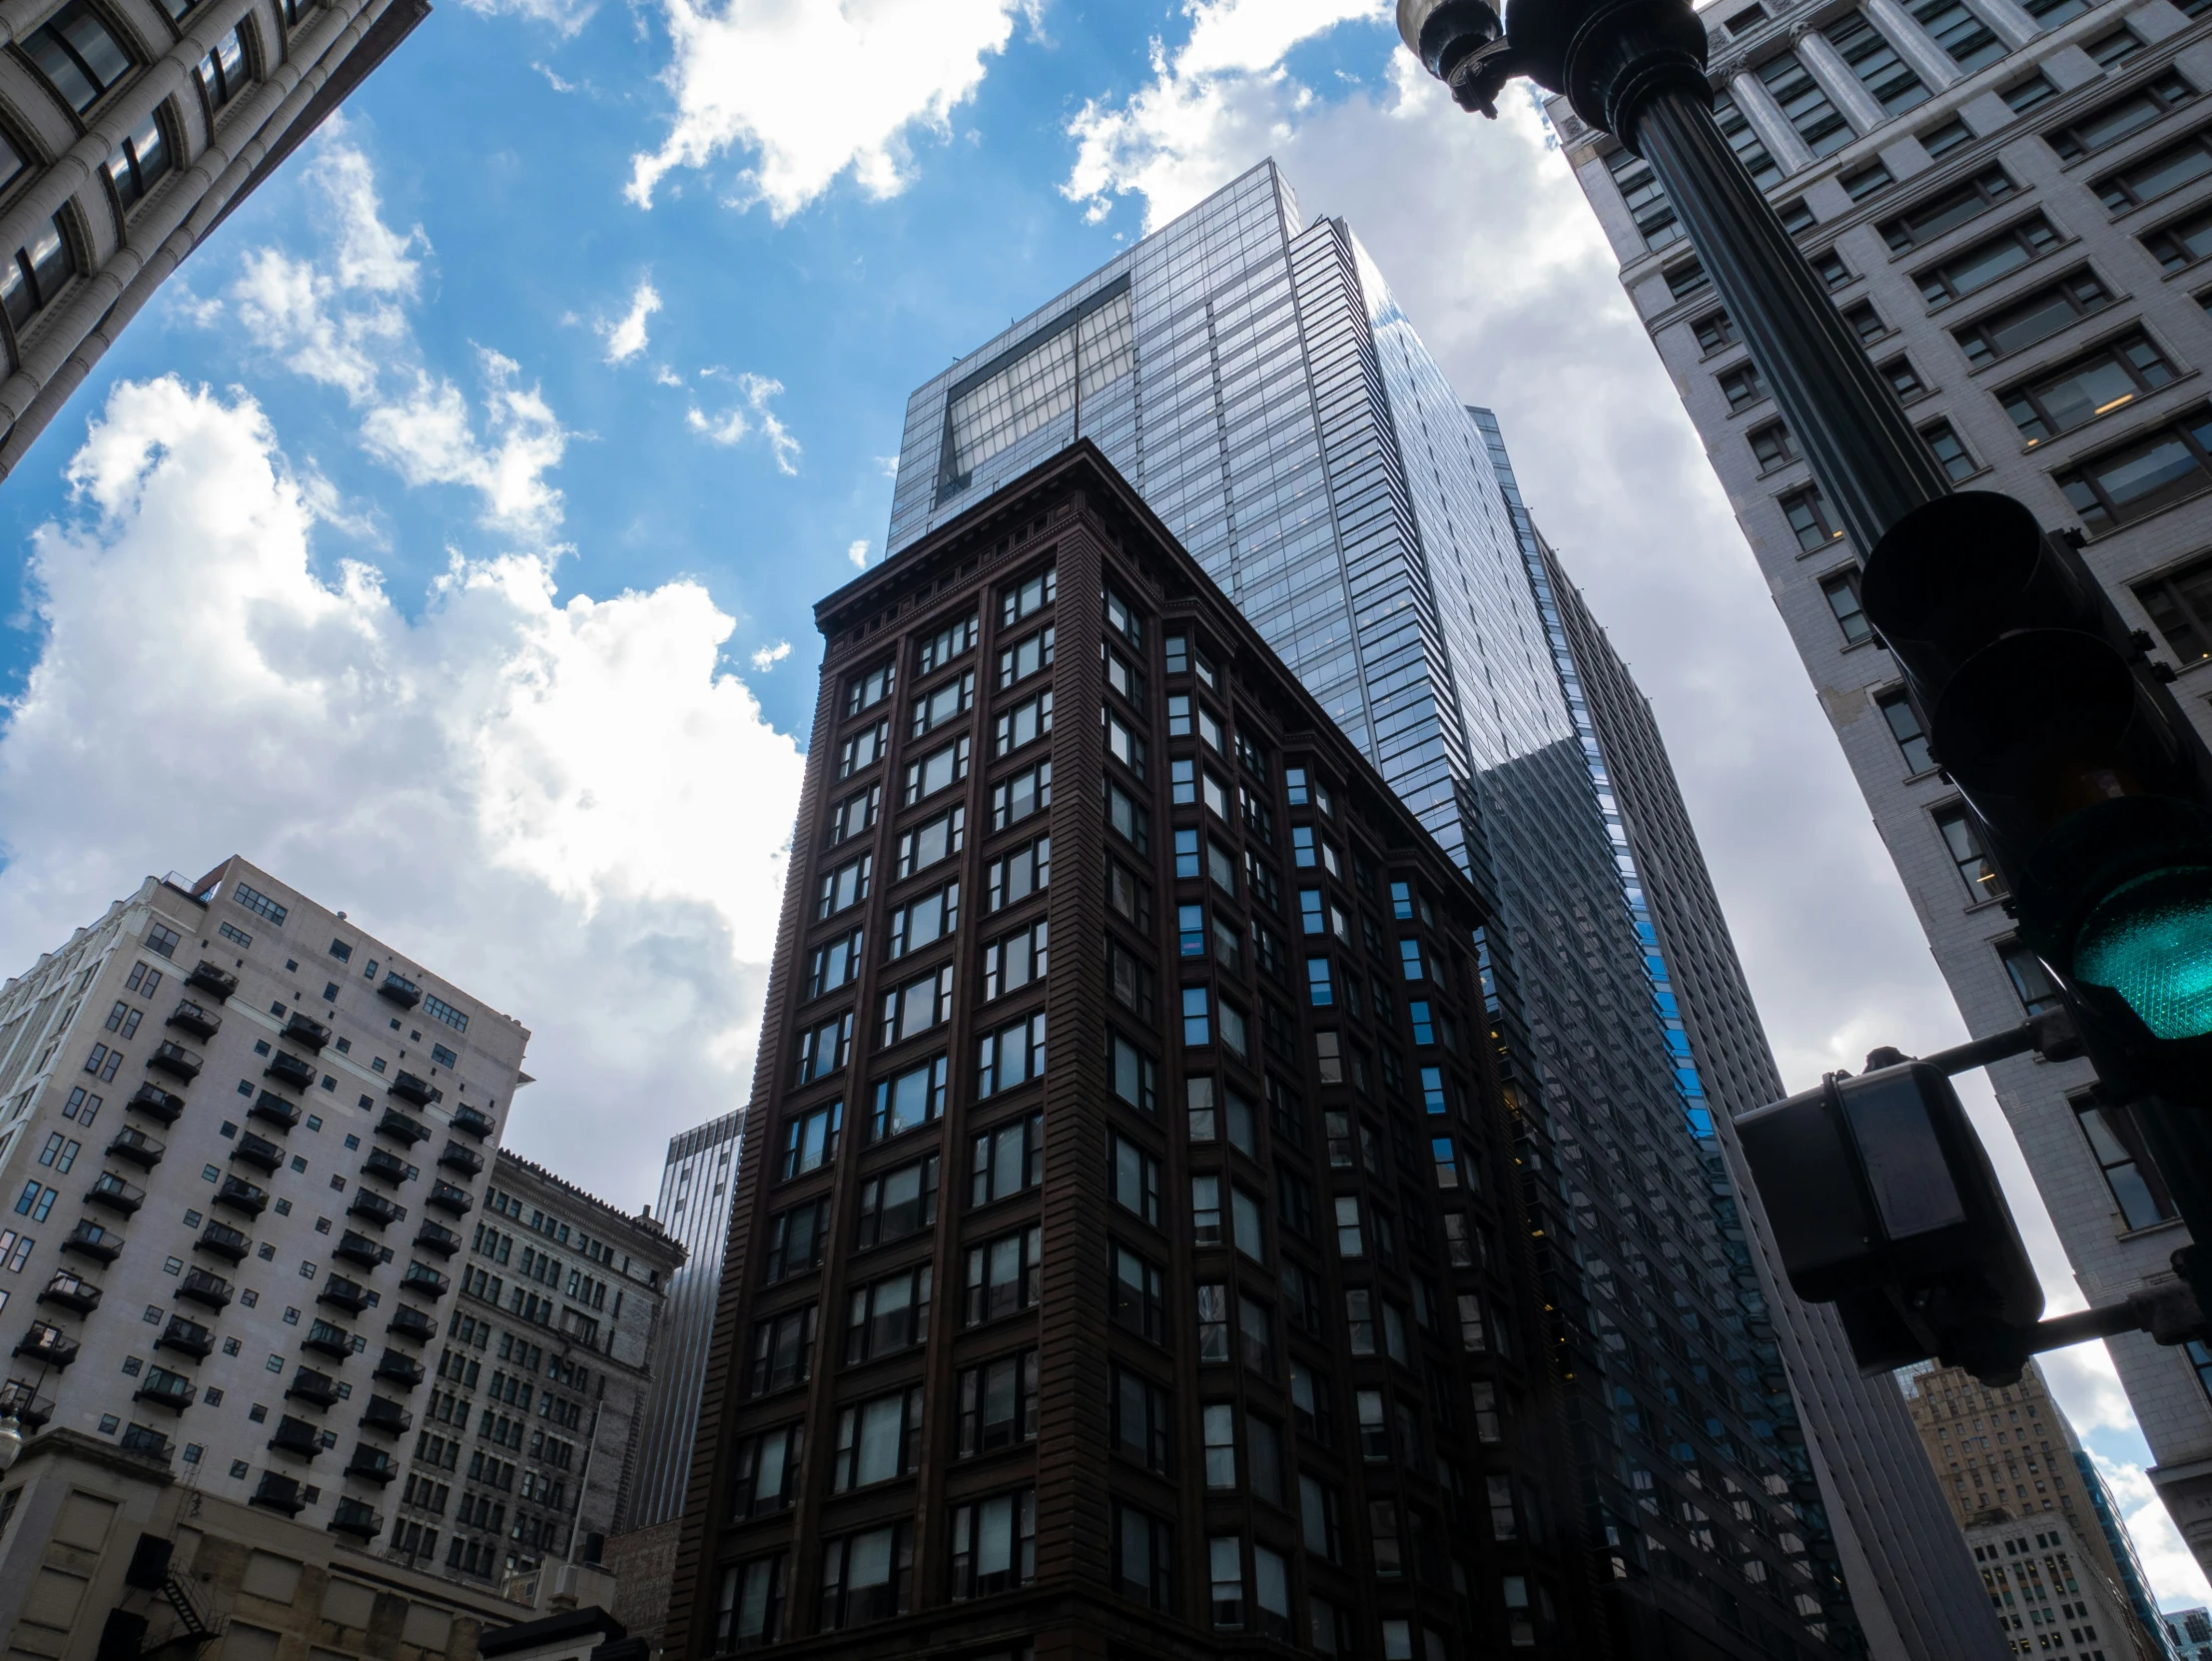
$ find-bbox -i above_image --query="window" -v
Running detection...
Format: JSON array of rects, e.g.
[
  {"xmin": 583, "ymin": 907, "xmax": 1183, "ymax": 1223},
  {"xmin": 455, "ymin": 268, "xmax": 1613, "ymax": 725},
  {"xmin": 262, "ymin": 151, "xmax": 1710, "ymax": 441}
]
[
  {"xmin": 2086, "ymin": 23, "xmax": 2143, "ymax": 68},
  {"xmin": 873, "ymin": 1055, "xmax": 948, "ymax": 1139},
  {"xmin": 896, "ymin": 808, "xmax": 964, "ymax": 877},
  {"xmin": 950, "ymin": 1489, "xmax": 1036, "ymax": 1598},
  {"xmin": 716, "ymin": 1555, "xmax": 786, "ymax": 1649},
  {"xmin": 917, "ymin": 614, "xmax": 976, "ymax": 673},
  {"xmin": 1334, "ymin": 1194, "xmax": 1364, "ymax": 1257},
  {"xmin": 1693, "ymin": 310, "xmax": 1738, "ymax": 354},
  {"xmin": 1882, "ymin": 355, "xmax": 1927, "ymax": 401},
  {"xmin": 2003, "ymin": 72, "xmax": 2058, "ymax": 114},
  {"xmin": 793, "ymin": 1012, "xmax": 851, "ymax": 1087},
  {"xmin": 1108, "ymin": 1032, "xmax": 1155, "ymax": 1113},
  {"xmin": 731, "ymin": 1425, "xmax": 803, "ymax": 1518},
  {"xmin": 856, "ymin": 1154, "xmax": 939, "ymax": 1246},
  {"xmin": 959, "ymin": 1350, "xmax": 1039, "ymax": 1454},
  {"xmin": 1106, "ymin": 936, "xmax": 1155, "ymax": 1019},
  {"xmin": 1916, "ymin": 216, "xmax": 2060, "ymax": 306},
  {"xmin": 2058, "ymin": 408, "xmax": 2212, "ymax": 533},
  {"xmin": 105, "ymin": 111, "xmax": 169, "ymax": 209},
  {"xmin": 1112, "ymin": 1134, "xmax": 1160, "ymax": 1224},
  {"xmin": 1104, "ymin": 779, "xmax": 1145, "ymax": 850},
  {"xmin": 2002, "ymin": 332, "xmax": 2176, "ymax": 444},
  {"xmin": 844, "ymin": 1263, "xmax": 932, "ymax": 1363},
  {"xmin": 1004, "ymin": 564, "xmax": 1056, "ymax": 625},
  {"xmin": 1785, "ymin": 488, "xmax": 1843, "ymax": 551},
  {"xmin": 1111, "ymin": 1243, "xmax": 1164, "ymax": 1338},
  {"xmin": 1953, "ymin": 269, "xmax": 2111, "ymax": 364},
  {"xmin": 1750, "ymin": 421, "xmax": 1796, "ymax": 473},
  {"xmin": 1301, "ymin": 1473, "xmax": 1343, "ymax": 1561},
  {"xmin": 817, "ymin": 854, "xmax": 871, "ymax": 919},
  {"xmin": 1231, "ymin": 1187, "xmax": 1265, "ymax": 1260},
  {"xmin": 1605, "ymin": 144, "xmax": 1682, "ymax": 251},
  {"xmin": 2022, "ymin": 0, "xmax": 2089, "ymax": 22},
  {"xmin": 827, "ymin": 779, "xmax": 881, "ymax": 843},
  {"xmin": 2075, "ymin": 1096, "xmax": 2176, "ymax": 1231},
  {"xmin": 1823, "ymin": 568, "xmax": 1872, "ymax": 644},
  {"xmin": 977, "ymin": 1012, "xmax": 1046, "ymax": 1096},
  {"xmin": 847, "ymin": 658, "xmax": 895, "ymax": 715},
  {"xmin": 1715, "ymin": 88, "xmax": 1780, "ymax": 185},
  {"xmin": 1934, "ymin": 804, "xmax": 2006, "ymax": 902},
  {"xmin": 904, "ymin": 737, "xmax": 970, "ymax": 805},
  {"xmin": 2046, "ymin": 73, "xmax": 2192, "ymax": 162},
  {"xmin": 1103, "ymin": 708, "xmax": 1145, "ymax": 777},
  {"xmin": 1193, "ymin": 1174, "xmax": 1224, "ymax": 1246},
  {"xmin": 831, "ymin": 1388, "xmax": 922, "ymax": 1490},
  {"xmin": 885, "ymin": 884, "xmax": 956, "ymax": 960},
  {"xmin": 987, "ymin": 837, "xmax": 1048, "ymax": 911},
  {"xmin": 965, "ymin": 1226, "xmax": 1041, "ymax": 1322},
  {"xmin": 421, "ymin": 993, "xmax": 466, "ymax": 1033},
  {"xmin": 1306, "ymin": 957, "xmax": 1334, "ymax": 1007},
  {"xmin": 996, "ymin": 626, "xmax": 1055, "ymax": 688},
  {"xmin": 1999, "ymin": 940, "xmax": 2063, "ymax": 1015},
  {"xmin": 1777, "ymin": 197, "xmax": 1817, "ymax": 236},
  {"xmin": 1719, "ymin": 363, "xmax": 1767, "ymax": 412},
  {"xmin": 2100, "ymin": 130, "xmax": 2212, "ymax": 213},
  {"xmin": 839, "ymin": 720, "xmax": 887, "ymax": 778},
  {"xmin": 1812, "ymin": 249, "xmax": 1852, "ymax": 291},
  {"xmin": 1920, "ymin": 419, "xmax": 1977, "ymax": 481},
  {"xmin": 1921, "ymin": 115, "xmax": 1975, "ymax": 158},
  {"xmin": 909, "ymin": 671, "xmax": 975, "ymax": 738},
  {"xmin": 1910, "ymin": 0, "xmax": 2001, "ymax": 70},
  {"xmin": 819, "ymin": 1523, "xmax": 911, "ymax": 1628},
  {"xmin": 2144, "ymin": 205, "xmax": 2212, "ymax": 271},
  {"xmin": 1759, "ymin": 49, "xmax": 1853, "ymax": 156},
  {"xmin": 1111, "ymin": 1365, "xmax": 1171, "ymax": 1468},
  {"xmin": 1828, "ymin": 11, "xmax": 1925, "ymax": 114},
  {"xmin": 2134, "ymin": 552, "xmax": 2212, "ymax": 663},
  {"xmin": 0, "ymin": 216, "xmax": 72, "ymax": 335},
  {"xmin": 194, "ymin": 28, "xmax": 256, "ymax": 117},
  {"xmin": 747, "ymin": 1305, "xmax": 816, "ymax": 1395},
  {"xmin": 1879, "ymin": 168, "xmax": 2017, "ymax": 253},
  {"xmin": 1114, "ymin": 1504, "xmax": 1172, "ymax": 1609},
  {"xmin": 1842, "ymin": 160, "xmax": 1894, "ymax": 201},
  {"xmin": 1876, "ymin": 689, "xmax": 1935, "ymax": 773},
  {"xmin": 25, "ymin": 1, "xmax": 130, "ymax": 113},
  {"xmin": 779, "ymin": 1102, "xmax": 840, "ymax": 1179},
  {"xmin": 994, "ymin": 688, "xmax": 1052, "ymax": 755},
  {"xmin": 1665, "ymin": 259, "xmax": 1710, "ymax": 301},
  {"xmin": 762, "ymin": 1199, "xmax": 829, "ymax": 1281},
  {"xmin": 1103, "ymin": 642, "xmax": 1144, "ymax": 710},
  {"xmin": 880, "ymin": 966, "xmax": 953, "ymax": 1046}
]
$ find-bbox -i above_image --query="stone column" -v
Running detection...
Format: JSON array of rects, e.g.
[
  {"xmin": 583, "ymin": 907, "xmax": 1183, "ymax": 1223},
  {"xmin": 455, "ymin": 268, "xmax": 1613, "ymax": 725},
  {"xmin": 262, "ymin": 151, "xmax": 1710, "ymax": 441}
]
[
  {"xmin": 1726, "ymin": 62, "xmax": 1820, "ymax": 174},
  {"xmin": 1796, "ymin": 25, "xmax": 1890, "ymax": 137},
  {"xmin": 1866, "ymin": 0, "xmax": 1962, "ymax": 92},
  {"xmin": 1962, "ymin": 0, "xmax": 2041, "ymax": 52}
]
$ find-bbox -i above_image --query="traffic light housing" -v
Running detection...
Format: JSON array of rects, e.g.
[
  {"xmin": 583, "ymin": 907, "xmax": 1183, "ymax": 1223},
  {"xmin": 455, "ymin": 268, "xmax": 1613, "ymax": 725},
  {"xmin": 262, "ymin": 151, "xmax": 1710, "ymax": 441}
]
[
  {"xmin": 1738, "ymin": 1057, "xmax": 2041, "ymax": 1376},
  {"xmin": 1861, "ymin": 492, "xmax": 2212, "ymax": 1100}
]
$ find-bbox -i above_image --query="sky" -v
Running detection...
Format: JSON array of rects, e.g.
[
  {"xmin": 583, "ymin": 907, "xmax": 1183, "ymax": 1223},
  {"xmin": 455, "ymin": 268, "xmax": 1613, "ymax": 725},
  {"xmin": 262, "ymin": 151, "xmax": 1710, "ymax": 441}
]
[{"xmin": 0, "ymin": 0, "xmax": 2201, "ymax": 1616}]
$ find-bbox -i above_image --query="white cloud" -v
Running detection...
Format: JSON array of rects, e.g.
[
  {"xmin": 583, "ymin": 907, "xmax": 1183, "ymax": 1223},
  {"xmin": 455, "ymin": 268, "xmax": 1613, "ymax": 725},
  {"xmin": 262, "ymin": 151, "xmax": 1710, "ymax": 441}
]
[
  {"xmin": 847, "ymin": 537, "xmax": 869, "ymax": 568},
  {"xmin": 2090, "ymin": 1447, "xmax": 2212, "ymax": 1608},
  {"xmin": 749, "ymin": 638, "xmax": 791, "ymax": 669},
  {"xmin": 599, "ymin": 279, "xmax": 662, "ymax": 364},
  {"xmin": 217, "ymin": 135, "xmax": 570, "ymax": 542},
  {"xmin": 684, "ymin": 372, "xmax": 800, "ymax": 473},
  {"xmin": 0, "ymin": 376, "xmax": 805, "ymax": 1204},
  {"xmin": 450, "ymin": 0, "xmax": 595, "ymax": 36},
  {"xmin": 627, "ymin": 0, "xmax": 1031, "ymax": 217}
]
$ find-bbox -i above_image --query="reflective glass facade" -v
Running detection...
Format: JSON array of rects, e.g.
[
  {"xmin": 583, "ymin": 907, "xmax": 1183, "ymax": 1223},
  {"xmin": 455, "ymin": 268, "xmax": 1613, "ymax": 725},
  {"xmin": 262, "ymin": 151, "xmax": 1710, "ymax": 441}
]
[{"xmin": 887, "ymin": 160, "xmax": 1943, "ymax": 1659}]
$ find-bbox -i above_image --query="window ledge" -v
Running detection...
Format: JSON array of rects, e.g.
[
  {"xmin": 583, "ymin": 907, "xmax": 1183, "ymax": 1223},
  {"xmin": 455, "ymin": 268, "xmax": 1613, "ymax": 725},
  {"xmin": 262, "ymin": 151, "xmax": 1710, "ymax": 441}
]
[
  {"xmin": 2116, "ymin": 1216, "xmax": 2187, "ymax": 1244},
  {"xmin": 2103, "ymin": 168, "xmax": 2212, "ymax": 227},
  {"xmin": 1919, "ymin": 232, "xmax": 2085, "ymax": 317},
  {"xmin": 2015, "ymin": 366, "xmax": 2204, "ymax": 456},
  {"xmin": 1959, "ymin": 277, "xmax": 2133, "ymax": 380}
]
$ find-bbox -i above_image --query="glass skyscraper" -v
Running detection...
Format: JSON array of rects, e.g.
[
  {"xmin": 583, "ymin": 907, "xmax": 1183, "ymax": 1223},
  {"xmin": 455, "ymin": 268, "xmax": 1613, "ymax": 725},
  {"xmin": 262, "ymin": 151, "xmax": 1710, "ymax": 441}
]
[{"xmin": 890, "ymin": 160, "xmax": 2001, "ymax": 1660}]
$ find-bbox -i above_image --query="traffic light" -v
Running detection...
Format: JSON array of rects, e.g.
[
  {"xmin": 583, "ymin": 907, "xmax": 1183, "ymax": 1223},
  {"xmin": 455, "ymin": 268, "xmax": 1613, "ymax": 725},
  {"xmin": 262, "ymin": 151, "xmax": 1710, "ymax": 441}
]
[
  {"xmin": 1860, "ymin": 491, "xmax": 2212, "ymax": 1102},
  {"xmin": 1737, "ymin": 1055, "xmax": 2042, "ymax": 1377}
]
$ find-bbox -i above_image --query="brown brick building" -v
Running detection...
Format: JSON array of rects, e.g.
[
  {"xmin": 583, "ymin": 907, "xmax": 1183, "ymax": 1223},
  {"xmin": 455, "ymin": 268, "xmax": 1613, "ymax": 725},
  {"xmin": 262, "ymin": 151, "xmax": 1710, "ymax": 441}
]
[{"xmin": 662, "ymin": 442, "xmax": 1590, "ymax": 1660}]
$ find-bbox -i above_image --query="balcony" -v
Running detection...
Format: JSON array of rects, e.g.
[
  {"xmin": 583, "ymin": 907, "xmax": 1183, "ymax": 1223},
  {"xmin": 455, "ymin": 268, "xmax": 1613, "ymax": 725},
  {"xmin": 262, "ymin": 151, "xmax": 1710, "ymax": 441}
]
[
  {"xmin": 127, "ymin": 1084, "xmax": 185, "ymax": 1125},
  {"xmin": 166, "ymin": 1000, "xmax": 221, "ymax": 1041},
  {"xmin": 319, "ymin": 1274, "xmax": 369, "ymax": 1315},
  {"xmin": 345, "ymin": 1445, "xmax": 397, "ymax": 1484},
  {"xmin": 413, "ymin": 1221, "xmax": 459, "ymax": 1258},
  {"xmin": 377, "ymin": 1107, "xmax": 430, "ymax": 1145},
  {"xmin": 268, "ymin": 1415, "xmax": 323, "ymax": 1459},
  {"xmin": 385, "ymin": 1304, "xmax": 435, "ymax": 1343},
  {"xmin": 359, "ymin": 1395, "xmax": 411, "ymax": 1436},
  {"xmin": 61, "ymin": 1221, "xmax": 124, "ymax": 1265},
  {"xmin": 303, "ymin": 1319, "xmax": 353, "ymax": 1359},
  {"xmin": 105, "ymin": 1126, "xmax": 164, "ymax": 1169},
  {"xmin": 449, "ymin": 1104, "xmax": 495, "ymax": 1141},
  {"xmin": 248, "ymin": 1091, "xmax": 301, "ymax": 1132},
  {"xmin": 251, "ymin": 1472, "xmax": 306, "ymax": 1515},
  {"xmin": 196, "ymin": 1221, "xmax": 252, "ymax": 1262},
  {"xmin": 37, "ymin": 1269, "xmax": 101, "ymax": 1314},
  {"xmin": 372, "ymin": 1348, "xmax": 423, "ymax": 1388},
  {"xmin": 284, "ymin": 1013, "xmax": 334, "ymax": 1051},
  {"xmin": 156, "ymin": 1316, "xmax": 215, "ymax": 1361},
  {"xmin": 177, "ymin": 1267, "xmax": 233, "ymax": 1309},
  {"xmin": 360, "ymin": 1147, "xmax": 409, "ymax": 1187},
  {"xmin": 185, "ymin": 961, "xmax": 238, "ymax": 1001},
  {"xmin": 397, "ymin": 1262, "xmax": 448, "ymax": 1300},
  {"xmin": 147, "ymin": 1041, "xmax": 203, "ymax": 1081},
  {"xmin": 133, "ymin": 1366, "xmax": 197, "ymax": 1412},
  {"xmin": 231, "ymin": 1132, "xmax": 284, "ymax": 1175},
  {"xmin": 377, "ymin": 973, "xmax": 421, "ymax": 1010},
  {"xmin": 437, "ymin": 1139, "xmax": 484, "ymax": 1176},
  {"xmin": 329, "ymin": 1496, "xmax": 381, "ymax": 1540},
  {"xmin": 348, "ymin": 1190, "xmax": 402, "ymax": 1229},
  {"xmin": 264, "ymin": 1052, "xmax": 317, "ymax": 1091},
  {"xmin": 85, "ymin": 1172, "xmax": 145, "ymax": 1216},
  {"xmin": 15, "ymin": 1322, "xmax": 79, "ymax": 1367},
  {"xmin": 424, "ymin": 1181, "xmax": 472, "ymax": 1217},
  {"xmin": 0, "ymin": 1379, "xmax": 55, "ymax": 1429},
  {"xmin": 214, "ymin": 1176, "xmax": 268, "ymax": 1219},
  {"xmin": 386, "ymin": 1072, "xmax": 434, "ymax": 1109},
  {"xmin": 332, "ymin": 1231, "xmax": 382, "ymax": 1268},
  {"xmin": 287, "ymin": 1367, "xmax": 341, "ymax": 1409},
  {"xmin": 119, "ymin": 1423, "xmax": 174, "ymax": 1461}
]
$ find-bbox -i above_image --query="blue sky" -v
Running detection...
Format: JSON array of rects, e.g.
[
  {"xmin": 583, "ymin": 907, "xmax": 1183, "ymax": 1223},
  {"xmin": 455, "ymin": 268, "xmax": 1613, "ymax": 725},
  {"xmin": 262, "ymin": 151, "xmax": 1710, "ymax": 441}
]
[{"xmin": 0, "ymin": 0, "xmax": 2202, "ymax": 1611}]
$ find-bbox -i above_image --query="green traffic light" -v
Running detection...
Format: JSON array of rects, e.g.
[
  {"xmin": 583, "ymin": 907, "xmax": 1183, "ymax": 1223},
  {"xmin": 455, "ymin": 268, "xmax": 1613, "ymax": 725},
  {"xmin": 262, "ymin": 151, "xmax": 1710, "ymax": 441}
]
[{"xmin": 2074, "ymin": 867, "xmax": 2212, "ymax": 1040}]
